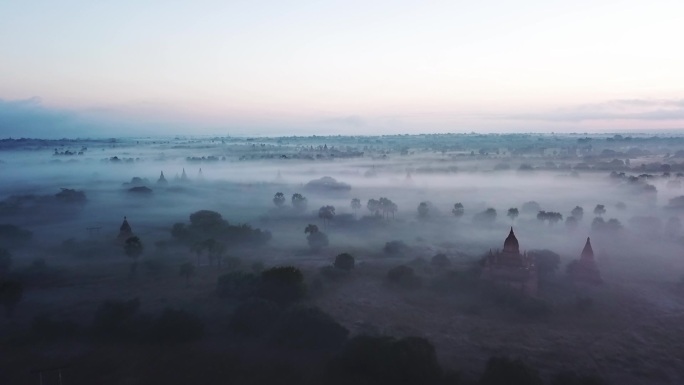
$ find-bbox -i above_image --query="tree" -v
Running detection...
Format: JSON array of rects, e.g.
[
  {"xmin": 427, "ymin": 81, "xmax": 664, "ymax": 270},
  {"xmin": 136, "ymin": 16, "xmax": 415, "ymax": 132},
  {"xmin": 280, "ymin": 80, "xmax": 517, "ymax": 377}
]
[
  {"xmin": 270, "ymin": 305, "xmax": 349, "ymax": 350},
  {"xmin": 291, "ymin": 193, "xmax": 307, "ymax": 211},
  {"xmin": 179, "ymin": 262, "xmax": 195, "ymax": 288},
  {"xmin": 593, "ymin": 204, "xmax": 606, "ymax": 217},
  {"xmin": 334, "ymin": 253, "xmax": 355, "ymax": 271},
  {"xmin": 507, "ymin": 208, "xmax": 519, "ymax": 222},
  {"xmin": 351, "ymin": 198, "xmax": 361, "ymax": 216},
  {"xmin": 565, "ymin": 216, "xmax": 578, "ymax": 230},
  {"xmin": 452, "ymin": 203, "xmax": 464, "ymax": 218},
  {"xmin": 522, "ymin": 201, "xmax": 541, "ymax": 214},
  {"xmin": 473, "ymin": 208, "xmax": 497, "ymax": 226},
  {"xmin": 417, "ymin": 202, "xmax": 430, "ymax": 219},
  {"xmin": 378, "ymin": 197, "xmax": 397, "ymax": 219},
  {"xmin": 571, "ymin": 206, "xmax": 584, "ymax": 220},
  {"xmin": 479, "ymin": 356, "xmax": 543, "ymax": 385},
  {"xmin": 258, "ymin": 266, "xmax": 306, "ymax": 305},
  {"xmin": 0, "ymin": 280, "xmax": 23, "ymax": 317},
  {"xmin": 124, "ymin": 236, "xmax": 144, "ymax": 274},
  {"xmin": 327, "ymin": 335, "xmax": 442, "ymax": 385},
  {"xmin": 367, "ymin": 199, "xmax": 381, "ymax": 216},
  {"xmin": 0, "ymin": 248, "xmax": 11, "ymax": 276},
  {"xmin": 318, "ymin": 205, "xmax": 336, "ymax": 228},
  {"xmin": 528, "ymin": 249, "xmax": 560, "ymax": 276},
  {"xmin": 273, "ymin": 192, "xmax": 285, "ymax": 208},
  {"xmin": 306, "ymin": 224, "xmax": 329, "ymax": 251}
]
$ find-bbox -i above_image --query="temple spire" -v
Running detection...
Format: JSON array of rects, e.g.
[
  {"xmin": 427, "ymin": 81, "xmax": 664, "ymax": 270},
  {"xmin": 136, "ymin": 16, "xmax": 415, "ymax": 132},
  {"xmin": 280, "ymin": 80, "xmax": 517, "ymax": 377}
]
[
  {"xmin": 503, "ymin": 227, "xmax": 520, "ymax": 254},
  {"xmin": 581, "ymin": 237, "xmax": 594, "ymax": 261}
]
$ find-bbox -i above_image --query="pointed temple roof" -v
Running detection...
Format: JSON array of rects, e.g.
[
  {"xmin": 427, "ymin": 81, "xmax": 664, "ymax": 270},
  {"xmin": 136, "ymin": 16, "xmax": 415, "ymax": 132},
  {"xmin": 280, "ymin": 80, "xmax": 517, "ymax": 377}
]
[
  {"xmin": 581, "ymin": 237, "xmax": 594, "ymax": 261},
  {"xmin": 503, "ymin": 227, "xmax": 520, "ymax": 254},
  {"xmin": 181, "ymin": 168, "xmax": 188, "ymax": 181},
  {"xmin": 120, "ymin": 216, "xmax": 131, "ymax": 233},
  {"xmin": 157, "ymin": 171, "xmax": 167, "ymax": 184}
]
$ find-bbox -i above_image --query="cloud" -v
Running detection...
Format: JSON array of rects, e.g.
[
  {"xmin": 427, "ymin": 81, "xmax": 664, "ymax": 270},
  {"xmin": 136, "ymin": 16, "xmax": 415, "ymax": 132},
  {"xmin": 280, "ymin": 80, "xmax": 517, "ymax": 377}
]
[
  {"xmin": 503, "ymin": 99, "xmax": 684, "ymax": 122},
  {"xmin": 0, "ymin": 97, "xmax": 90, "ymax": 138}
]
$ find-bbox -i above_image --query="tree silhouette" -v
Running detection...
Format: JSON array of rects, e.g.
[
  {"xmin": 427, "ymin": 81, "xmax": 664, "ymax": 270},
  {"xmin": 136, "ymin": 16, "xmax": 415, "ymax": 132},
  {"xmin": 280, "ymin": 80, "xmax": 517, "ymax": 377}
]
[
  {"xmin": 571, "ymin": 206, "xmax": 584, "ymax": 220},
  {"xmin": 367, "ymin": 199, "xmax": 381, "ymax": 216},
  {"xmin": 593, "ymin": 204, "xmax": 606, "ymax": 217},
  {"xmin": 379, "ymin": 197, "xmax": 397, "ymax": 219},
  {"xmin": 452, "ymin": 203, "xmax": 464, "ymax": 218},
  {"xmin": 318, "ymin": 205, "xmax": 336, "ymax": 228},
  {"xmin": 179, "ymin": 262, "xmax": 195, "ymax": 288},
  {"xmin": 0, "ymin": 280, "xmax": 23, "ymax": 317},
  {"xmin": 273, "ymin": 192, "xmax": 285, "ymax": 208},
  {"xmin": 0, "ymin": 248, "xmax": 11, "ymax": 276},
  {"xmin": 124, "ymin": 236, "xmax": 144, "ymax": 274},
  {"xmin": 334, "ymin": 253, "xmax": 355, "ymax": 271},
  {"xmin": 291, "ymin": 193, "xmax": 307, "ymax": 211},
  {"xmin": 417, "ymin": 202, "xmax": 430, "ymax": 219},
  {"xmin": 507, "ymin": 208, "xmax": 519, "ymax": 222},
  {"xmin": 351, "ymin": 198, "xmax": 361, "ymax": 216},
  {"xmin": 305, "ymin": 224, "xmax": 328, "ymax": 251}
]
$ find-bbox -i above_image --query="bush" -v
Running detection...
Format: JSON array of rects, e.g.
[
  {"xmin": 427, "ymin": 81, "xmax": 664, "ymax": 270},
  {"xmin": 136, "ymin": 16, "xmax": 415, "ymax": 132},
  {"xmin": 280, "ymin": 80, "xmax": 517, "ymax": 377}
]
[
  {"xmin": 431, "ymin": 253, "xmax": 451, "ymax": 269},
  {"xmin": 270, "ymin": 305, "xmax": 349, "ymax": 350},
  {"xmin": 334, "ymin": 253, "xmax": 355, "ymax": 271},
  {"xmin": 258, "ymin": 266, "xmax": 306, "ymax": 305},
  {"xmin": 0, "ymin": 248, "xmax": 11, "ymax": 275},
  {"xmin": 148, "ymin": 308, "xmax": 204, "ymax": 344},
  {"xmin": 384, "ymin": 240, "xmax": 409, "ymax": 255},
  {"xmin": 143, "ymin": 257, "xmax": 166, "ymax": 276},
  {"xmin": 479, "ymin": 356, "xmax": 543, "ymax": 385},
  {"xmin": 229, "ymin": 298, "xmax": 281, "ymax": 336},
  {"xmin": 387, "ymin": 265, "xmax": 421, "ymax": 289},
  {"xmin": 307, "ymin": 231, "xmax": 329, "ymax": 251},
  {"xmin": 92, "ymin": 298, "xmax": 141, "ymax": 338},
  {"xmin": 550, "ymin": 371, "xmax": 608, "ymax": 385},
  {"xmin": 0, "ymin": 280, "xmax": 23, "ymax": 317},
  {"xmin": 0, "ymin": 224, "xmax": 33, "ymax": 248},
  {"xmin": 217, "ymin": 272, "xmax": 259, "ymax": 299},
  {"xmin": 320, "ymin": 265, "xmax": 350, "ymax": 281},
  {"xmin": 31, "ymin": 314, "xmax": 78, "ymax": 341},
  {"xmin": 328, "ymin": 335, "xmax": 442, "ymax": 385}
]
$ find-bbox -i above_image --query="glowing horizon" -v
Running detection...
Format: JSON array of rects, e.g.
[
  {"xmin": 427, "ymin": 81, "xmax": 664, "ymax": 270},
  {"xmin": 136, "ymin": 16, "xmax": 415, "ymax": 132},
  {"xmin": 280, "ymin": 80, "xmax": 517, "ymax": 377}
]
[{"xmin": 1, "ymin": 0, "xmax": 683, "ymax": 137}]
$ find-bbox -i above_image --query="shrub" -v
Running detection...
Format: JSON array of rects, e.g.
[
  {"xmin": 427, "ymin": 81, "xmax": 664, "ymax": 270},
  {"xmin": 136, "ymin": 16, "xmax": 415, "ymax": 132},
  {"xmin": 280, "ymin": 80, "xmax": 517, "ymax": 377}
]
[
  {"xmin": 217, "ymin": 272, "xmax": 259, "ymax": 299},
  {"xmin": 387, "ymin": 265, "xmax": 421, "ymax": 289},
  {"xmin": 148, "ymin": 308, "xmax": 204, "ymax": 344},
  {"xmin": 31, "ymin": 314, "xmax": 78, "ymax": 341},
  {"xmin": 550, "ymin": 371, "xmax": 608, "ymax": 385},
  {"xmin": 0, "ymin": 248, "xmax": 11, "ymax": 275},
  {"xmin": 0, "ymin": 224, "xmax": 33, "ymax": 248},
  {"xmin": 431, "ymin": 253, "xmax": 451, "ymax": 269},
  {"xmin": 384, "ymin": 240, "xmax": 409, "ymax": 255},
  {"xmin": 258, "ymin": 266, "xmax": 306, "ymax": 305},
  {"xmin": 334, "ymin": 253, "xmax": 355, "ymax": 271},
  {"xmin": 479, "ymin": 356, "xmax": 543, "ymax": 385},
  {"xmin": 328, "ymin": 335, "xmax": 442, "ymax": 385},
  {"xmin": 143, "ymin": 257, "xmax": 166, "ymax": 276},
  {"xmin": 229, "ymin": 298, "xmax": 281, "ymax": 336},
  {"xmin": 270, "ymin": 305, "xmax": 348, "ymax": 350},
  {"xmin": 92, "ymin": 298, "xmax": 141, "ymax": 338},
  {"xmin": 0, "ymin": 280, "xmax": 23, "ymax": 317},
  {"xmin": 320, "ymin": 265, "xmax": 350, "ymax": 281}
]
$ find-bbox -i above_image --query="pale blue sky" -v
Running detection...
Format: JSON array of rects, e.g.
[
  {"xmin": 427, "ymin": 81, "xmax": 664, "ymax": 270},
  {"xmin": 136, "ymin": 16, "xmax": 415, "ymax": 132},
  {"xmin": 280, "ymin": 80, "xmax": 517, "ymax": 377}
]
[{"xmin": 1, "ymin": 0, "xmax": 683, "ymax": 137}]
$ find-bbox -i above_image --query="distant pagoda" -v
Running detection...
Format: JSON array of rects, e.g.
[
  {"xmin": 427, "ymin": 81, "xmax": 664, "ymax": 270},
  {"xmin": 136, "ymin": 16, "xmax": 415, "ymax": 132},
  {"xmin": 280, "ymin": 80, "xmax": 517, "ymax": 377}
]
[
  {"xmin": 567, "ymin": 237, "xmax": 602, "ymax": 284},
  {"xmin": 482, "ymin": 227, "xmax": 538, "ymax": 295},
  {"xmin": 180, "ymin": 168, "xmax": 189, "ymax": 182},
  {"xmin": 157, "ymin": 171, "xmax": 168, "ymax": 184},
  {"xmin": 117, "ymin": 216, "xmax": 135, "ymax": 243}
]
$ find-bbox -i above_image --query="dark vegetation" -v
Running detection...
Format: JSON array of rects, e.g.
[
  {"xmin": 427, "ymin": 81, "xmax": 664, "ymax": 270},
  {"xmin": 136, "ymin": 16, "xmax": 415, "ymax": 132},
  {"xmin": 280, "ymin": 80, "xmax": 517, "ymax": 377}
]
[{"xmin": 4, "ymin": 133, "xmax": 684, "ymax": 384}]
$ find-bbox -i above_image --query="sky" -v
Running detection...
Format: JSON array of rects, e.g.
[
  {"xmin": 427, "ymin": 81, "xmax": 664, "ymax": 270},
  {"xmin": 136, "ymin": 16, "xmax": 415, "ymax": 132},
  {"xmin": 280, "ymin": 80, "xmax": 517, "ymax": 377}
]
[{"xmin": 1, "ymin": 0, "xmax": 684, "ymax": 137}]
